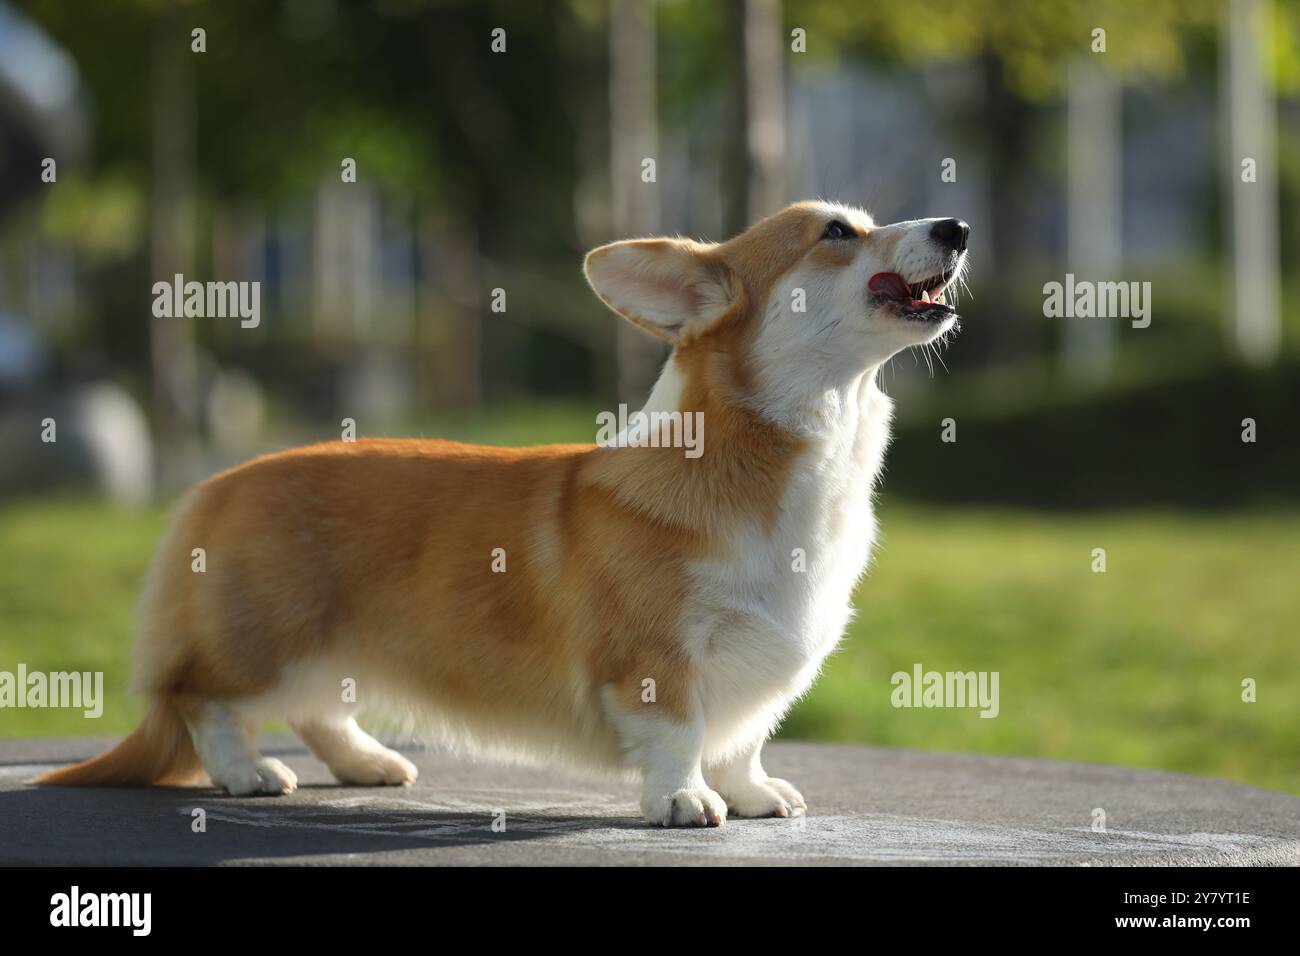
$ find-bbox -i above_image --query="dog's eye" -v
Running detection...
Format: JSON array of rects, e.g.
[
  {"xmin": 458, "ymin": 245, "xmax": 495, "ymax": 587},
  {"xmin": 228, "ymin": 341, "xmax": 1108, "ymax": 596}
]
[{"xmin": 822, "ymin": 220, "xmax": 852, "ymax": 240}]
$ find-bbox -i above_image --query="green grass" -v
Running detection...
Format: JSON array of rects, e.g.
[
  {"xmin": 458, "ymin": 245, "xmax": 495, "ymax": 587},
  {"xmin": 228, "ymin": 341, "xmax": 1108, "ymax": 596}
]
[
  {"xmin": 2, "ymin": 496, "xmax": 1296, "ymax": 796},
  {"xmin": 783, "ymin": 507, "xmax": 1300, "ymax": 796},
  {"xmin": 0, "ymin": 498, "xmax": 167, "ymax": 737}
]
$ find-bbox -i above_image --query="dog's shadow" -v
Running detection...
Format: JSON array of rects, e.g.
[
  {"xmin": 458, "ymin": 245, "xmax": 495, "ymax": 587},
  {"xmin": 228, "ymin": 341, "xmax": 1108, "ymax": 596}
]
[{"xmin": 0, "ymin": 748, "xmax": 647, "ymax": 865}]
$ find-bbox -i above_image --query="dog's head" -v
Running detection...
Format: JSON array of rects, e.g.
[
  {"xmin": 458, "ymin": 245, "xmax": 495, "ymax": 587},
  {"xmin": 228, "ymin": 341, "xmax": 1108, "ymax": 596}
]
[{"xmin": 584, "ymin": 201, "xmax": 968, "ymax": 421}]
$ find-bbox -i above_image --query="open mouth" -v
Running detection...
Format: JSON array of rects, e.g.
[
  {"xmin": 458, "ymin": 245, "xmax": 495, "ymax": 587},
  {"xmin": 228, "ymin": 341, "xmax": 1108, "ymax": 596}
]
[{"xmin": 868, "ymin": 270, "xmax": 957, "ymax": 320}]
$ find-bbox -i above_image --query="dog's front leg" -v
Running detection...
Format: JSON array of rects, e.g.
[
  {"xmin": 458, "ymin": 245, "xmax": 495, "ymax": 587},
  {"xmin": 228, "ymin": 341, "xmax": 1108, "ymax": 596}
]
[
  {"xmin": 640, "ymin": 716, "xmax": 728, "ymax": 827},
  {"xmin": 706, "ymin": 737, "xmax": 806, "ymax": 818},
  {"xmin": 606, "ymin": 691, "xmax": 727, "ymax": 827},
  {"xmin": 642, "ymin": 730, "xmax": 727, "ymax": 827}
]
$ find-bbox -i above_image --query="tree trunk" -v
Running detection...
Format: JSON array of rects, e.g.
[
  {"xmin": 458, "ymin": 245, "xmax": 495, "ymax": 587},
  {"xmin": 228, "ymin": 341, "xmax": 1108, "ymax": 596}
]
[
  {"xmin": 417, "ymin": 210, "xmax": 482, "ymax": 410},
  {"xmin": 1064, "ymin": 56, "xmax": 1122, "ymax": 383},
  {"xmin": 724, "ymin": 0, "xmax": 787, "ymax": 234},
  {"xmin": 609, "ymin": 0, "xmax": 665, "ymax": 404},
  {"xmin": 982, "ymin": 54, "xmax": 1036, "ymax": 364},
  {"xmin": 1222, "ymin": 0, "xmax": 1281, "ymax": 365},
  {"xmin": 149, "ymin": 8, "xmax": 199, "ymax": 489}
]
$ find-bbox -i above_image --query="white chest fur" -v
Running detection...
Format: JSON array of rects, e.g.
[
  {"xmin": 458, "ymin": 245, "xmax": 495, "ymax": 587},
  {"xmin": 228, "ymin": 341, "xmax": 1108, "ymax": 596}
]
[{"xmin": 670, "ymin": 370, "xmax": 893, "ymax": 754}]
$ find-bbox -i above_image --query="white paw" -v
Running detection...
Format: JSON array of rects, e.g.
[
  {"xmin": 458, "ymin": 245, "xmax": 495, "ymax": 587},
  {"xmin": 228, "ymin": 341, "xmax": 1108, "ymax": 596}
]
[
  {"xmin": 765, "ymin": 776, "xmax": 807, "ymax": 812},
  {"xmin": 642, "ymin": 785, "xmax": 728, "ymax": 828},
  {"xmin": 221, "ymin": 757, "xmax": 298, "ymax": 796},
  {"xmin": 720, "ymin": 776, "xmax": 806, "ymax": 818},
  {"xmin": 330, "ymin": 748, "xmax": 419, "ymax": 787}
]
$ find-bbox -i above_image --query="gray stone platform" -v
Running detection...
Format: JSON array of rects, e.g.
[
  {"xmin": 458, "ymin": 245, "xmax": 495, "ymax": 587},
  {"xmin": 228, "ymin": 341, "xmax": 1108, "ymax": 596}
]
[{"xmin": 1, "ymin": 737, "xmax": 1296, "ymax": 865}]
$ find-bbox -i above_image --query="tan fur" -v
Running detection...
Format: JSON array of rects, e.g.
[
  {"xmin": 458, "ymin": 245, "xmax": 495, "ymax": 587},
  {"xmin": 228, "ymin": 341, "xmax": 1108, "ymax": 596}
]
[
  {"xmin": 35, "ymin": 202, "xmax": 881, "ymax": 789},
  {"xmin": 34, "ymin": 697, "xmax": 203, "ymax": 786}
]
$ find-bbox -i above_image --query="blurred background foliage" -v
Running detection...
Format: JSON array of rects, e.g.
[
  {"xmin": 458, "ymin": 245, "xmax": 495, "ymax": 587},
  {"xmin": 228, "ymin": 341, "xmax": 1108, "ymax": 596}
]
[{"xmin": 0, "ymin": 0, "xmax": 1296, "ymax": 795}]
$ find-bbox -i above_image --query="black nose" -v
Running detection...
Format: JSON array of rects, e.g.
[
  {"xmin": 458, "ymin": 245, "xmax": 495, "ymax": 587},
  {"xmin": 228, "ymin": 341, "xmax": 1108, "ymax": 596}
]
[{"xmin": 930, "ymin": 218, "xmax": 969, "ymax": 252}]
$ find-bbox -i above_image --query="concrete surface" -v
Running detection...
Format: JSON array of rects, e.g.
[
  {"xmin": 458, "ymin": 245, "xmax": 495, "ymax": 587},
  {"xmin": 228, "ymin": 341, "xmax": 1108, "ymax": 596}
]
[{"xmin": 1, "ymin": 737, "xmax": 1297, "ymax": 865}]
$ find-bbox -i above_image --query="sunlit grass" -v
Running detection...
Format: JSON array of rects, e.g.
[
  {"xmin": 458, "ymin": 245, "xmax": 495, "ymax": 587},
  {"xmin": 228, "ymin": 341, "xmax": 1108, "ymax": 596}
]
[
  {"xmin": 0, "ymin": 498, "xmax": 167, "ymax": 737},
  {"xmin": 785, "ymin": 506, "xmax": 1300, "ymax": 795}
]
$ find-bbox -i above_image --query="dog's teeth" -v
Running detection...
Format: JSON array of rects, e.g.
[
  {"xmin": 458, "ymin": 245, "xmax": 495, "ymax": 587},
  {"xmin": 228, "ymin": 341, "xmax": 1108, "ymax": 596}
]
[
  {"xmin": 921, "ymin": 289, "xmax": 931, "ymax": 303},
  {"xmin": 936, "ymin": 291, "xmax": 945, "ymax": 304}
]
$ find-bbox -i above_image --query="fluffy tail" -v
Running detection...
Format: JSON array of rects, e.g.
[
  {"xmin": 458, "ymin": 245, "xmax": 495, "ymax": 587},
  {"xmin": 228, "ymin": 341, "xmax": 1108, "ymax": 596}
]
[{"xmin": 33, "ymin": 697, "xmax": 204, "ymax": 787}]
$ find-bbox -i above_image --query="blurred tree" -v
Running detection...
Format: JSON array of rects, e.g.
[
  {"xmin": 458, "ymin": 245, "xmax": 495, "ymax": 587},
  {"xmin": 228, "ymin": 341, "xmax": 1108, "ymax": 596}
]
[
  {"xmin": 19, "ymin": 0, "xmax": 589, "ymax": 419},
  {"xmin": 148, "ymin": 2, "xmax": 200, "ymax": 486},
  {"xmin": 723, "ymin": 0, "xmax": 787, "ymax": 234},
  {"xmin": 1064, "ymin": 56, "xmax": 1121, "ymax": 383},
  {"xmin": 13, "ymin": 0, "xmax": 1299, "ymax": 443},
  {"xmin": 1222, "ymin": 0, "xmax": 1281, "ymax": 365},
  {"xmin": 792, "ymin": 0, "xmax": 1224, "ymax": 364},
  {"xmin": 609, "ymin": 0, "xmax": 665, "ymax": 403}
]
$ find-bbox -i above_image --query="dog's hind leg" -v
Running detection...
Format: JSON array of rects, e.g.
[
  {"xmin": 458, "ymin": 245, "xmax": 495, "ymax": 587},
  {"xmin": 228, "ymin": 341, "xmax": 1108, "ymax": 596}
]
[
  {"xmin": 290, "ymin": 716, "xmax": 418, "ymax": 787},
  {"xmin": 188, "ymin": 702, "xmax": 298, "ymax": 796}
]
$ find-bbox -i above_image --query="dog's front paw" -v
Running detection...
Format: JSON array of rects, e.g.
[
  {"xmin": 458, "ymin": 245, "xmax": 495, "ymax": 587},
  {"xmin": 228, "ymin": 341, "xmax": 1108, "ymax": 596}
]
[
  {"xmin": 220, "ymin": 757, "xmax": 299, "ymax": 797},
  {"xmin": 642, "ymin": 785, "xmax": 728, "ymax": 828},
  {"xmin": 720, "ymin": 776, "xmax": 806, "ymax": 818}
]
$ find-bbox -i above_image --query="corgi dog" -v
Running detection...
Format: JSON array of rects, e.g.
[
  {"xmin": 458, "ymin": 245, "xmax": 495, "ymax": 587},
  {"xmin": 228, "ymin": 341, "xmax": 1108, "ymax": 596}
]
[{"xmin": 37, "ymin": 201, "xmax": 968, "ymax": 827}]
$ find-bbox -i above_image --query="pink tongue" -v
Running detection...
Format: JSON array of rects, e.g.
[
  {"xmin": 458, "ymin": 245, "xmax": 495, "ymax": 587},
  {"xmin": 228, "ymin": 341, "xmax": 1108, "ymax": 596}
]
[{"xmin": 869, "ymin": 272, "xmax": 912, "ymax": 300}]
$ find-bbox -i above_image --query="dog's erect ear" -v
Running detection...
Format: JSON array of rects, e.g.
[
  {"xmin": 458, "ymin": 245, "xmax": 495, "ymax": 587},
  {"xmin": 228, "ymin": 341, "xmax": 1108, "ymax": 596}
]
[{"xmin": 583, "ymin": 238, "xmax": 739, "ymax": 343}]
